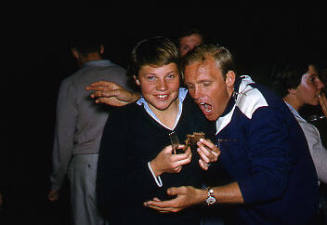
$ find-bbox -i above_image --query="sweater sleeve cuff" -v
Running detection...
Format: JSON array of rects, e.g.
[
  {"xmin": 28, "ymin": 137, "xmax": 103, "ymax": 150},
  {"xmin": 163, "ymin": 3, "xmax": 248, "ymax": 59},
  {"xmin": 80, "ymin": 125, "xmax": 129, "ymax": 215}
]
[{"xmin": 147, "ymin": 162, "xmax": 163, "ymax": 187}]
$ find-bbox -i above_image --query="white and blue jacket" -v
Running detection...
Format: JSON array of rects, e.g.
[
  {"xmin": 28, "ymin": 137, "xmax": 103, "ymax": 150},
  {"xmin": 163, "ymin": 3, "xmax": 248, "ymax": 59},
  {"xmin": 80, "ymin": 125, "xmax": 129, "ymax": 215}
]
[{"xmin": 213, "ymin": 75, "xmax": 319, "ymax": 225}]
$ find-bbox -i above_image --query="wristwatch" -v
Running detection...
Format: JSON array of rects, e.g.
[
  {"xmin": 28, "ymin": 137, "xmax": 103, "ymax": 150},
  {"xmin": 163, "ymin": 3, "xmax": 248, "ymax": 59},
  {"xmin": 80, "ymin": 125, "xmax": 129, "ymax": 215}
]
[{"xmin": 206, "ymin": 188, "xmax": 216, "ymax": 206}]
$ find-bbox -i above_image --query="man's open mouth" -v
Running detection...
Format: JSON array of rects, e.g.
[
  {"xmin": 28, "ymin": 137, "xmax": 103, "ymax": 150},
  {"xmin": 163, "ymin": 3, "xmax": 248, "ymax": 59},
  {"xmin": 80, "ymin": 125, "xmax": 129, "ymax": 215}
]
[{"xmin": 199, "ymin": 102, "xmax": 213, "ymax": 113}]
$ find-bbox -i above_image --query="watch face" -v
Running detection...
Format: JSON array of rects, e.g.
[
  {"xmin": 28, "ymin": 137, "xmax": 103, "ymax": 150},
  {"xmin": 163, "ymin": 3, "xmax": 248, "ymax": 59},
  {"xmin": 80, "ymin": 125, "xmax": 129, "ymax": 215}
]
[{"xmin": 206, "ymin": 196, "xmax": 216, "ymax": 205}]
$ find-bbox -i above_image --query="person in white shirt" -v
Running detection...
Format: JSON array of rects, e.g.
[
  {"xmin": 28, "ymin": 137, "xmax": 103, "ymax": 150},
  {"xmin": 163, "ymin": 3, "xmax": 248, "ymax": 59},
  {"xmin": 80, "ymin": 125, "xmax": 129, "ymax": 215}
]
[{"xmin": 273, "ymin": 63, "xmax": 327, "ymax": 183}]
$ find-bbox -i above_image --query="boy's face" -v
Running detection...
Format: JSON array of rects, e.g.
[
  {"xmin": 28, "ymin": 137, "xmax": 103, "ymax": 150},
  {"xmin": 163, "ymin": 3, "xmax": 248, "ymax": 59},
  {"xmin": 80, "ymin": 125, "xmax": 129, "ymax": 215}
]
[{"xmin": 135, "ymin": 63, "xmax": 180, "ymax": 112}]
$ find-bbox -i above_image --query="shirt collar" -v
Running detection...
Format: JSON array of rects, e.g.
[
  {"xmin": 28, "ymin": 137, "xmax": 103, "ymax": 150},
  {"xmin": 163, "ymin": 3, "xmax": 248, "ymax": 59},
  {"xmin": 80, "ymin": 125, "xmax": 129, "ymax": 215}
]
[
  {"xmin": 284, "ymin": 101, "xmax": 306, "ymax": 122},
  {"xmin": 136, "ymin": 88, "xmax": 188, "ymax": 130},
  {"xmin": 83, "ymin": 59, "xmax": 114, "ymax": 68},
  {"xmin": 219, "ymin": 75, "xmax": 250, "ymax": 117},
  {"xmin": 215, "ymin": 75, "xmax": 258, "ymax": 134}
]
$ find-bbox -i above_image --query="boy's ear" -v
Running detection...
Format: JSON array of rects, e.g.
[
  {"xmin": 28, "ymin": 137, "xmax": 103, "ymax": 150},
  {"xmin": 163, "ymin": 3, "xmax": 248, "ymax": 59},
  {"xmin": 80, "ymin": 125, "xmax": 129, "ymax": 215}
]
[{"xmin": 133, "ymin": 75, "xmax": 140, "ymax": 86}]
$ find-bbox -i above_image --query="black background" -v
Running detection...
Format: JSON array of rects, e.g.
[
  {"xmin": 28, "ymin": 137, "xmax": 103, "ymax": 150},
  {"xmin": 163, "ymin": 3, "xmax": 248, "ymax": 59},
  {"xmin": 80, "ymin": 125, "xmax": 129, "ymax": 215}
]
[{"xmin": 3, "ymin": 8, "xmax": 327, "ymax": 225}]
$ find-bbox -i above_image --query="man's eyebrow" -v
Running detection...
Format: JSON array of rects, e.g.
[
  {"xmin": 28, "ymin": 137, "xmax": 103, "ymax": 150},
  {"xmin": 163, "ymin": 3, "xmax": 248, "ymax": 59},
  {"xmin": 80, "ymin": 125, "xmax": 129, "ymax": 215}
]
[
  {"xmin": 197, "ymin": 79, "xmax": 212, "ymax": 83},
  {"xmin": 184, "ymin": 81, "xmax": 193, "ymax": 86}
]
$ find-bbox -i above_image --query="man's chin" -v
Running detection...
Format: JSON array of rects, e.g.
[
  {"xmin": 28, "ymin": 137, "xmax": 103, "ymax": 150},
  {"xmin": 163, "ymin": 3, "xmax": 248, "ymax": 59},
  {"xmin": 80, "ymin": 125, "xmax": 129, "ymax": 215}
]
[{"xmin": 203, "ymin": 112, "xmax": 218, "ymax": 121}]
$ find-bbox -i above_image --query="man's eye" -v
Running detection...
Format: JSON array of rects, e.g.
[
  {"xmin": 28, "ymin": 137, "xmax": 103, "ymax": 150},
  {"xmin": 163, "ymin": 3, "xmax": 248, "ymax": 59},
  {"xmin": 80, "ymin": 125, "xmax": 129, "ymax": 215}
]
[
  {"xmin": 186, "ymin": 84, "xmax": 194, "ymax": 90},
  {"xmin": 203, "ymin": 82, "xmax": 211, "ymax": 87},
  {"xmin": 146, "ymin": 76, "xmax": 156, "ymax": 81}
]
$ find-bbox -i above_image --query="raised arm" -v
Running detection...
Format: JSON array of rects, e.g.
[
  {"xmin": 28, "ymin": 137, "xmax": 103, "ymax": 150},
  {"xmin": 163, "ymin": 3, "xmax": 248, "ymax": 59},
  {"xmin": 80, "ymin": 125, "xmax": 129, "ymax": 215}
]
[{"xmin": 86, "ymin": 81, "xmax": 140, "ymax": 106}]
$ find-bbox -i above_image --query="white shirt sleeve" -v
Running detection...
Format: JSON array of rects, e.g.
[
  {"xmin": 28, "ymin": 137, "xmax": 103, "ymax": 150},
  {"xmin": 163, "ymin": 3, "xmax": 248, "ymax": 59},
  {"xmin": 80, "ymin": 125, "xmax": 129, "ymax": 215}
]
[
  {"xmin": 147, "ymin": 162, "xmax": 163, "ymax": 187},
  {"xmin": 299, "ymin": 121, "xmax": 327, "ymax": 184}
]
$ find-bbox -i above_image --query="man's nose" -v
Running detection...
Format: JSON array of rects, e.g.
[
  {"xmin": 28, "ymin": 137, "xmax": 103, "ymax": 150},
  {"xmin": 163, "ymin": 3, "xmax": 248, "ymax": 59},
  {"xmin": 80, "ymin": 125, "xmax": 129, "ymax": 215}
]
[{"xmin": 191, "ymin": 87, "xmax": 201, "ymax": 100}]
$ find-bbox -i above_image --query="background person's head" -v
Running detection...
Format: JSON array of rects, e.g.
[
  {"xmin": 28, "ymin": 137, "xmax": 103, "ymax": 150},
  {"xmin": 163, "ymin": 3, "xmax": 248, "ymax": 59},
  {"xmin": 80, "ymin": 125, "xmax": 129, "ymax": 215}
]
[
  {"xmin": 70, "ymin": 40, "xmax": 104, "ymax": 67},
  {"xmin": 182, "ymin": 44, "xmax": 237, "ymax": 121},
  {"xmin": 273, "ymin": 63, "xmax": 325, "ymax": 110},
  {"xmin": 127, "ymin": 36, "xmax": 181, "ymax": 112},
  {"xmin": 176, "ymin": 27, "xmax": 204, "ymax": 57}
]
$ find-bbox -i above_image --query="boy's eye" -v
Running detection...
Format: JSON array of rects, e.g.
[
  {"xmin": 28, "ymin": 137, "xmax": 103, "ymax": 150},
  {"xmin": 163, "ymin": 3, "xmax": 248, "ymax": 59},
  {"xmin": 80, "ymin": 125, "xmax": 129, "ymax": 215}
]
[{"xmin": 167, "ymin": 74, "xmax": 176, "ymax": 79}]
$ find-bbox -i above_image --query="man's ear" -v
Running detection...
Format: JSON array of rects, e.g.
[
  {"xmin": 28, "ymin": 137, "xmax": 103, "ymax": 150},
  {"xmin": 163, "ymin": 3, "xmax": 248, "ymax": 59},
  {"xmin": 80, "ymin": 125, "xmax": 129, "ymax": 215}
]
[
  {"xmin": 225, "ymin": 70, "xmax": 236, "ymax": 88},
  {"xmin": 134, "ymin": 75, "xmax": 140, "ymax": 86}
]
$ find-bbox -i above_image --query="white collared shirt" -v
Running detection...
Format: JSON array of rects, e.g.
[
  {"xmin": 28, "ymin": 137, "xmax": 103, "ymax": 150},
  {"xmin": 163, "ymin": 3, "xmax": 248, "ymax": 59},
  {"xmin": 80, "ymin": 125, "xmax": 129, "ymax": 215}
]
[{"xmin": 285, "ymin": 101, "xmax": 327, "ymax": 184}]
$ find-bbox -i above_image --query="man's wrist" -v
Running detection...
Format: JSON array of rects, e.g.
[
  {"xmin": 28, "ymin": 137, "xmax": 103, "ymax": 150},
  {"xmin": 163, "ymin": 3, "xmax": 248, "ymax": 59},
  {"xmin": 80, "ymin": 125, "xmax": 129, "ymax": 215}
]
[
  {"xmin": 205, "ymin": 187, "xmax": 217, "ymax": 205},
  {"xmin": 194, "ymin": 188, "xmax": 209, "ymax": 205},
  {"xmin": 131, "ymin": 92, "xmax": 141, "ymax": 102}
]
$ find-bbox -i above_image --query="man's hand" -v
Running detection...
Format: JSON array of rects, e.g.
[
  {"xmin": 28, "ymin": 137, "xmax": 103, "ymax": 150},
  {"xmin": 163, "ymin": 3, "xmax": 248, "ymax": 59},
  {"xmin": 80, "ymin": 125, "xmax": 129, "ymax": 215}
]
[
  {"xmin": 144, "ymin": 186, "xmax": 206, "ymax": 213},
  {"xmin": 319, "ymin": 92, "xmax": 327, "ymax": 118},
  {"xmin": 197, "ymin": 138, "xmax": 220, "ymax": 170},
  {"xmin": 86, "ymin": 81, "xmax": 139, "ymax": 106}
]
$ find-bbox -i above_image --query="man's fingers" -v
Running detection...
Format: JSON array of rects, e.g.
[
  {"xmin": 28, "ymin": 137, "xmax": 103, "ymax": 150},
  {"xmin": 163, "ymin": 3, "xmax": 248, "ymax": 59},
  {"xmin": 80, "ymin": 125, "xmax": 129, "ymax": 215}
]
[
  {"xmin": 144, "ymin": 202, "xmax": 178, "ymax": 213},
  {"xmin": 144, "ymin": 196, "xmax": 183, "ymax": 212},
  {"xmin": 144, "ymin": 199, "xmax": 175, "ymax": 208},
  {"xmin": 197, "ymin": 139, "xmax": 220, "ymax": 163},
  {"xmin": 197, "ymin": 148, "xmax": 210, "ymax": 163},
  {"xmin": 89, "ymin": 80, "xmax": 118, "ymax": 88},
  {"xmin": 86, "ymin": 81, "xmax": 108, "ymax": 90},
  {"xmin": 86, "ymin": 81, "xmax": 122, "ymax": 93},
  {"xmin": 152, "ymin": 197, "xmax": 161, "ymax": 202},
  {"xmin": 198, "ymin": 146, "xmax": 219, "ymax": 161},
  {"xmin": 199, "ymin": 159, "xmax": 209, "ymax": 170},
  {"xmin": 95, "ymin": 97, "xmax": 128, "ymax": 106},
  {"xmin": 145, "ymin": 204, "xmax": 180, "ymax": 213},
  {"xmin": 198, "ymin": 138, "xmax": 214, "ymax": 147},
  {"xmin": 92, "ymin": 90, "xmax": 117, "ymax": 98}
]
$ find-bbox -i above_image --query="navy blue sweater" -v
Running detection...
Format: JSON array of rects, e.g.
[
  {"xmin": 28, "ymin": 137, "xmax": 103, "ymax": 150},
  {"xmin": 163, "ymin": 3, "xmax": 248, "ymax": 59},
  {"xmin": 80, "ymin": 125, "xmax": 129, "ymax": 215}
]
[
  {"xmin": 97, "ymin": 93, "xmax": 215, "ymax": 225},
  {"xmin": 212, "ymin": 76, "xmax": 319, "ymax": 225}
]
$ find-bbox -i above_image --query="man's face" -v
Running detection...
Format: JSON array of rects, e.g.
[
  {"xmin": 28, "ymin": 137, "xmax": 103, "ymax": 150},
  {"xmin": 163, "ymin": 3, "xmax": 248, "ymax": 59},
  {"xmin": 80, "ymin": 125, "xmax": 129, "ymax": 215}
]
[
  {"xmin": 184, "ymin": 56, "xmax": 234, "ymax": 121},
  {"xmin": 179, "ymin": 34, "xmax": 202, "ymax": 57},
  {"xmin": 135, "ymin": 63, "xmax": 180, "ymax": 113}
]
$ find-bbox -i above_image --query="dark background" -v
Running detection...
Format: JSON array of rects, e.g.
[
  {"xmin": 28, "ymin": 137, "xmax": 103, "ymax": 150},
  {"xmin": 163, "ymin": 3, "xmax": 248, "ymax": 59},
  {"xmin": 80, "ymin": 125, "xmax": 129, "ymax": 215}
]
[{"xmin": 3, "ymin": 8, "xmax": 327, "ymax": 225}]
